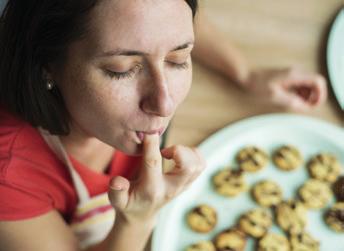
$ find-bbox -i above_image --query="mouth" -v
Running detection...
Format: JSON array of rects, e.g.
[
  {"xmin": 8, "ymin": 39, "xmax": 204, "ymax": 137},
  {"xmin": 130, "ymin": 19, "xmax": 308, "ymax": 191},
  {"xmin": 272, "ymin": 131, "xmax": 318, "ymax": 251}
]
[{"xmin": 134, "ymin": 127, "xmax": 165, "ymax": 144}]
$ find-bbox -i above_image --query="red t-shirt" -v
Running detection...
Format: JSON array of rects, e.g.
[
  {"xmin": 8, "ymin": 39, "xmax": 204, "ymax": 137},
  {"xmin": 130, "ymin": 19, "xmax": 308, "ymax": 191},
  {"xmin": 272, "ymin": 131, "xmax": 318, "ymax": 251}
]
[{"xmin": 0, "ymin": 106, "xmax": 141, "ymax": 223}]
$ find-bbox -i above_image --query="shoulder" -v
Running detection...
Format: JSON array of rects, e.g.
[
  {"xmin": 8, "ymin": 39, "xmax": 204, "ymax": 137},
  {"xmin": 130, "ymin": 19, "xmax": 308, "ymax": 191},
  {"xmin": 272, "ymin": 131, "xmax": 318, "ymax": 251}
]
[
  {"xmin": 0, "ymin": 106, "xmax": 61, "ymax": 177},
  {"xmin": 0, "ymin": 106, "xmax": 26, "ymax": 158},
  {"xmin": 0, "ymin": 107, "xmax": 77, "ymax": 221}
]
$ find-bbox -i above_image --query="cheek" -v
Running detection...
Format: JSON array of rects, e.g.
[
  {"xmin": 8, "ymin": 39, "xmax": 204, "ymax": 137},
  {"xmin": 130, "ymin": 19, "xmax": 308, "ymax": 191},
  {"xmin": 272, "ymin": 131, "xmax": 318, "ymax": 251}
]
[
  {"xmin": 60, "ymin": 68, "xmax": 106, "ymax": 114},
  {"xmin": 58, "ymin": 64, "xmax": 138, "ymax": 130},
  {"xmin": 169, "ymin": 67, "xmax": 193, "ymax": 106}
]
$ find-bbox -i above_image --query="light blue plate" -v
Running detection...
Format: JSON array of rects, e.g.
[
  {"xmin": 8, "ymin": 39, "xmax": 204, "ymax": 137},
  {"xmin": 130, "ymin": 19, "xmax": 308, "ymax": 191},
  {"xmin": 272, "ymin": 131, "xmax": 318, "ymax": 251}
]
[
  {"xmin": 152, "ymin": 114, "xmax": 344, "ymax": 251},
  {"xmin": 327, "ymin": 8, "xmax": 344, "ymax": 110}
]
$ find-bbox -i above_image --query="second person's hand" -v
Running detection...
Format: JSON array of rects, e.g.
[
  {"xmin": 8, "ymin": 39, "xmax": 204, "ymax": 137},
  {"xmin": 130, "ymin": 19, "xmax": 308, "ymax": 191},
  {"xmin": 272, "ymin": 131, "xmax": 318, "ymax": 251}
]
[{"xmin": 243, "ymin": 67, "xmax": 328, "ymax": 112}]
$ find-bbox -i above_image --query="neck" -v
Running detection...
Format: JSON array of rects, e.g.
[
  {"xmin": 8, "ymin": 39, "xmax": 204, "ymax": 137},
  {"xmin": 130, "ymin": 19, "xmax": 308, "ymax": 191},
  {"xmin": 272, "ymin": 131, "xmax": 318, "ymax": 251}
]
[{"xmin": 59, "ymin": 124, "xmax": 115, "ymax": 173}]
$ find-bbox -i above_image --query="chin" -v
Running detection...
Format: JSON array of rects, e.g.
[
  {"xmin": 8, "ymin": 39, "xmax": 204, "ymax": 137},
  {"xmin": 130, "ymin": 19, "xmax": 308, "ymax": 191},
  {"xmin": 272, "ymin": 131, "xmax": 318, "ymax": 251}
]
[{"xmin": 116, "ymin": 141, "xmax": 144, "ymax": 156}]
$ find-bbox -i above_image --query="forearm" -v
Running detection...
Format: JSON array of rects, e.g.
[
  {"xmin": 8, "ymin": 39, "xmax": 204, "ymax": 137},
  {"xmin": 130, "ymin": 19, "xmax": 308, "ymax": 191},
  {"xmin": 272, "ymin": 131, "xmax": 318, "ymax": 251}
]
[
  {"xmin": 86, "ymin": 214, "xmax": 156, "ymax": 251},
  {"xmin": 192, "ymin": 9, "xmax": 250, "ymax": 87}
]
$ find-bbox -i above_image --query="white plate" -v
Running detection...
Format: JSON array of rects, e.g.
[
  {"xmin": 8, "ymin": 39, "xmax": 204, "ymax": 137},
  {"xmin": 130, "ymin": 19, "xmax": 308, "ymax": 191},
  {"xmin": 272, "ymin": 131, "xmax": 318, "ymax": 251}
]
[
  {"xmin": 152, "ymin": 114, "xmax": 344, "ymax": 251},
  {"xmin": 327, "ymin": 8, "xmax": 344, "ymax": 110}
]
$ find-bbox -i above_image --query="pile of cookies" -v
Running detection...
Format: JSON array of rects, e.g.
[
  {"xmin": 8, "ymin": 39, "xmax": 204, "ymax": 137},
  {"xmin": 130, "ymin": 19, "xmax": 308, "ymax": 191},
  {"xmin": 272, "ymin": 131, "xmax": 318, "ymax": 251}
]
[{"xmin": 185, "ymin": 145, "xmax": 344, "ymax": 251}]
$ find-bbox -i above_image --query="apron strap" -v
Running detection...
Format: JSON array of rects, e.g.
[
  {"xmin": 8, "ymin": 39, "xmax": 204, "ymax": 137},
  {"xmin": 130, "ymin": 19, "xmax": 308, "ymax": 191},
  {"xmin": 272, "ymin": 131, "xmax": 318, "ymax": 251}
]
[{"xmin": 38, "ymin": 128, "xmax": 90, "ymax": 203}]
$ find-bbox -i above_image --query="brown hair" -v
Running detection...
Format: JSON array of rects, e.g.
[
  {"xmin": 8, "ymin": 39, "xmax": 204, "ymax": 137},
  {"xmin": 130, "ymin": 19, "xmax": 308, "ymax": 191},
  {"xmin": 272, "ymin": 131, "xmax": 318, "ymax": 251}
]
[{"xmin": 0, "ymin": 0, "xmax": 198, "ymax": 135}]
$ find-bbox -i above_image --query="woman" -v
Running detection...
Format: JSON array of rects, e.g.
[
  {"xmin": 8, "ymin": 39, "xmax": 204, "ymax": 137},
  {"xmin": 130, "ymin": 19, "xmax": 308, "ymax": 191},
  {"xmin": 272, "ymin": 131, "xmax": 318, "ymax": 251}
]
[
  {"xmin": 0, "ymin": 0, "xmax": 326, "ymax": 251},
  {"xmin": 0, "ymin": 1, "xmax": 204, "ymax": 251}
]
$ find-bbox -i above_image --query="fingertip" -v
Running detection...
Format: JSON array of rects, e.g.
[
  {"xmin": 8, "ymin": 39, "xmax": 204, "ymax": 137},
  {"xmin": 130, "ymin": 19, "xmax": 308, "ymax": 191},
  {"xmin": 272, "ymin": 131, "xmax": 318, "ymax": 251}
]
[
  {"xmin": 110, "ymin": 176, "xmax": 130, "ymax": 191},
  {"xmin": 160, "ymin": 147, "xmax": 167, "ymax": 155},
  {"xmin": 315, "ymin": 75, "xmax": 327, "ymax": 85},
  {"xmin": 321, "ymin": 89, "xmax": 328, "ymax": 104},
  {"xmin": 317, "ymin": 77, "xmax": 328, "ymax": 104},
  {"xmin": 309, "ymin": 79, "xmax": 328, "ymax": 106},
  {"xmin": 160, "ymin": 147, "xmax": 174, "ymax": 159}
]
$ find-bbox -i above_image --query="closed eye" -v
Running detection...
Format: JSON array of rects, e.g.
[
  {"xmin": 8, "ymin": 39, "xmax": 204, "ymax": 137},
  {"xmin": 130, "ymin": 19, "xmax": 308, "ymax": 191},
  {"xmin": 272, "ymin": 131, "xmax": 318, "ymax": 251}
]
[
  {"xmin": 105, "ymin": 64, "xmax": 142, "ymax": 80},
  {"xmin": 166, "ymin": 61, "xmax": 189, "ymax": 70},
  {"xmin": 104, "ymin": 60, "xmax": 189, "ymax": 81}
]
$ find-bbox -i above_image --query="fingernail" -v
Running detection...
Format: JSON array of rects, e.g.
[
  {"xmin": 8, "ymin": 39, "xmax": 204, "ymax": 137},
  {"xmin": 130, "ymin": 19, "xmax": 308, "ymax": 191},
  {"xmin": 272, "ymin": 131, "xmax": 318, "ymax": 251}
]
[
  {"xmin": 110, "ymin": 180, "xmax": 123, "ymax": 191},
  {"xmin": 111, "ymin": 185, "xmax": 123, "ymax": 191}
]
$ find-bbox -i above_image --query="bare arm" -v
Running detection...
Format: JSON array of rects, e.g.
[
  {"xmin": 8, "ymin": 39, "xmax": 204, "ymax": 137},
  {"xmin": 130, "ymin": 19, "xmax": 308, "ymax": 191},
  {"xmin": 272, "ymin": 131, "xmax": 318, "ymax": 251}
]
[
  {"xmin": 0, "ymin": 211, "xmax": 155, "ymax": 251},
  {"xmin": 0, "ymin": 211, "xmax": 79, "ymax": 251},
  {"xmin": 87, "ymin": 214, "xmax": 155, "ymax": 251},
  {"xmin": 192, "ymin": 9, "xmax": 250, "ymax": 87},
  {"xmin": 192, "ymin": 8, "xmax": 327, "ymax": 111}
]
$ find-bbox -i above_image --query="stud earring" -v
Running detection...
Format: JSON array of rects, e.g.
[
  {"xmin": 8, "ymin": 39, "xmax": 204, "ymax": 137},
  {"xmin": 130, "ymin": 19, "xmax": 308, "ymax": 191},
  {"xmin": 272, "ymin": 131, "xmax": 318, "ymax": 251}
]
[{"xmin": 46, "ymin": 80, "xmax": 55, "ymax": 90}]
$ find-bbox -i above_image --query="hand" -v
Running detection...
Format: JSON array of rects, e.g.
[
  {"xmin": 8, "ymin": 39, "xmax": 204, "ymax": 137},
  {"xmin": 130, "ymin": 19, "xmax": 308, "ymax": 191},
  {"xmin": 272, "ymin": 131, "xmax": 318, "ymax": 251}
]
[
  {"xmin": 107, "ymin": 134, "xmax": 205, "ymax": 224},
  {"xmin": 243, "ymin": 67, "xmax": 328, "ymax": 112}
]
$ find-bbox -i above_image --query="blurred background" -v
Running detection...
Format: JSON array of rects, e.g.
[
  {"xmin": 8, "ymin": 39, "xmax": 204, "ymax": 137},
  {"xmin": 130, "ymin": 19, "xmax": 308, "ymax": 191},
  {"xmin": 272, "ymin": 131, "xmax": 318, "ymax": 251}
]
[{"xmin": 167, "ymin": 0, "xmax": 344, "ymax": 147}]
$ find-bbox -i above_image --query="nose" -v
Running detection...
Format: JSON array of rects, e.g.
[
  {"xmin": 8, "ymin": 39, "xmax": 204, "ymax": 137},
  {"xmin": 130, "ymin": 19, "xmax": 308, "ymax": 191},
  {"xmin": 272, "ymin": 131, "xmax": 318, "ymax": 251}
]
[{"xmin": 139, "ymin": 69, "xmax": 174, "ymax": 117}]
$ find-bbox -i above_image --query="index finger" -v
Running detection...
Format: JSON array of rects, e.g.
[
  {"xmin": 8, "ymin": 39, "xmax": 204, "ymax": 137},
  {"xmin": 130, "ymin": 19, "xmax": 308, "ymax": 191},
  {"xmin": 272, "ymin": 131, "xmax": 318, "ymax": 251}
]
[{"xmin": 140, "ymin": 134, "xmax": 163, "ymax": 180}]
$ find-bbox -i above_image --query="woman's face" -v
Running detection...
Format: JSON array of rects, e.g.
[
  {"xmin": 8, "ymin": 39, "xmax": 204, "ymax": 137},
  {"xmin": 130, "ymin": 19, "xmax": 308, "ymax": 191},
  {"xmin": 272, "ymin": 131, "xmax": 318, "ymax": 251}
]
[{"xmin": 53, "ymin": 0, "xmax": 194, "ymax": 155}]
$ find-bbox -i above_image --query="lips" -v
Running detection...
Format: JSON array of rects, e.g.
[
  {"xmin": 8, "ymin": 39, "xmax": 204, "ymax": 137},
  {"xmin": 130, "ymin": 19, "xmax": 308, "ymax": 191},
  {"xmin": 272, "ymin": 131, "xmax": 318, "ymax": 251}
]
[{"xmin": 135, "ymin": 128, "xmax": 165, "ymax": 143}]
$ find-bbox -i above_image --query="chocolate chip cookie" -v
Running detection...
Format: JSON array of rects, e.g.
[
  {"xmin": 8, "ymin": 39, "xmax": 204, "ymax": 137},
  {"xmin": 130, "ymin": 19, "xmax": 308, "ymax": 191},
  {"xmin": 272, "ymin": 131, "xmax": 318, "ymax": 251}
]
[
  {"xmin": 238, "ymin": 208, "xmax": 272, "ymax": 238},
  {"xmin": 273, "ymin": 145, "xmax": 303, "ymax": 171},
  {"xmin": 185, "ymin": 241, "xmax": 216, "ymax": 251},
  {"xmin": 258, "ymin": 232, "xmax": 290, "ymax": 251},
  {"xmin": 276, "ymin": 200, "xmax": 307, "ymax": 234},
  {"xmin": 236, "ymin": 146, "xmax": 269, "ymax": 172},
  {"xmin": 307, "ymin": 153, "xmax": 342, "ymax": 183},
  {"xmin": 298, "ymin": 179, "xmax": 332, "ymax": 209},
  {"xmin": 213, "ymin": 228, "xmax": 247, "ymax": 251},
  {"xmin": 289, "ymin": 232, "xmax": 319, "ymax": 251},
  {"xmin": 212, "ymin": 168, "xmax": 247, "ymax": 197},
  {"xmin": 186, "ymin": 204, "xmax": 217, "ymax": 233},
  {"xmin": 333, "ymin": 176, "xmax": 344, "ymax": 201},
  {"xmin": 325, "ymin": 202, "xmax": 344, "ymax": 232},
  {"xmin": 252, "ymin": 180, "xmax": 283, "ymax": 207}
]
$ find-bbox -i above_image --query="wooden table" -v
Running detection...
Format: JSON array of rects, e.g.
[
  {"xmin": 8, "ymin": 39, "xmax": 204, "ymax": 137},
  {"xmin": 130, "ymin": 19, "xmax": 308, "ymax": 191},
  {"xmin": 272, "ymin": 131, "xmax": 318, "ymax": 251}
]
[
  {"xmin": 146, "ymin": 0, "xmax": 343, "ymax": 249},
  {"xmin": 167, "ymin": 0, "xmax": 344, "ymax": 148}
]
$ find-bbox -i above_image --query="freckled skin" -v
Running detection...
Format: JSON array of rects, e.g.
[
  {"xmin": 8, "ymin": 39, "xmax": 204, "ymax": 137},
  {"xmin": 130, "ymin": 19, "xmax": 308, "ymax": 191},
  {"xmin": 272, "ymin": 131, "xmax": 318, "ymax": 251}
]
[{"xmin": 52, "ymin": 0, "xmax": 194, "ymax": 155}]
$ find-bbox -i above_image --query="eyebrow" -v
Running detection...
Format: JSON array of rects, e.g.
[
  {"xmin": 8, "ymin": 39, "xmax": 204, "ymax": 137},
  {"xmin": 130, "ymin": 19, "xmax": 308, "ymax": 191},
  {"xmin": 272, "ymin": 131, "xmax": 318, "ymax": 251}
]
[{"xmin": 97, "ymin": 41, "xmax": 194, "ymax": 57}]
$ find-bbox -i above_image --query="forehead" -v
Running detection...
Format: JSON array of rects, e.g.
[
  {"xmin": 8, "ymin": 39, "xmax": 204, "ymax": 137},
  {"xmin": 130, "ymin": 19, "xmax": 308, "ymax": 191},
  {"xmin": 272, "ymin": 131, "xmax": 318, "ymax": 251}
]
[{"xmin": 85, "ymin": 0, "xmax": 194, "ymax": 55}]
